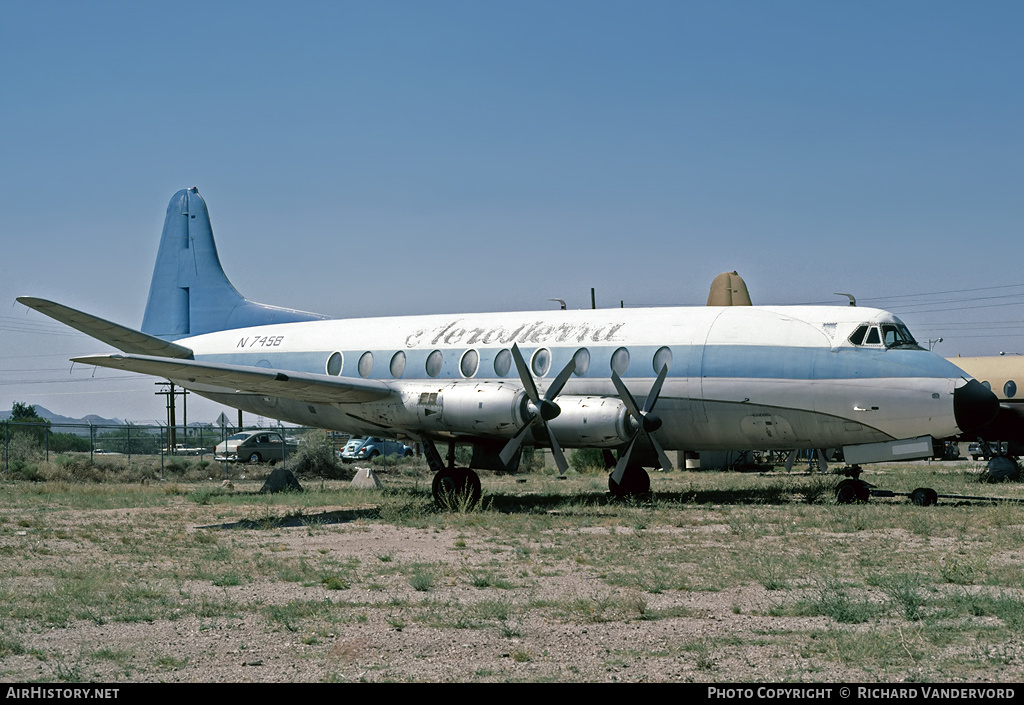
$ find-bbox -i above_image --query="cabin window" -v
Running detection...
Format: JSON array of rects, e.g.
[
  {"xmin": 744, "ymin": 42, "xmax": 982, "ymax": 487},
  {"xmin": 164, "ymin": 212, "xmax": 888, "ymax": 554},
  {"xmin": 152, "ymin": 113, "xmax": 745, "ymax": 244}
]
[
  {"xmin": 653, "ymin": 346, "xmax": 672, "ymax": 375},
  {"xmin": 532, "ymin": 348, "xmax": 551, "ymax": 377},
  {"xmin": 573, "ymin": 348, "xmax": 590, "ymax": 376},
  {"xmin": 981, "ymin": 381, "xmax": 991, "ymax": 391},
  {"xmin": 611, "ymin": 347, "xmax": 630, "ymax": 375},
  {"xmin": 390, "ymin": 351, "xmax": 406, "ymax": 378},
  {"xmin": 326, "ymin": 351, "xmax": 343, "ymax": 376},
  {"xmin": 494, "ymin": 349, "xmax": 512, "ymax": 377},
  {"xmin": 358, "ymin": 351, "xmax": 374, "ymax": 378},
  {"xmin": 460, "ymin": 349, "xmax": 480, "ymax": 378},
  {"xmin": 426, "ymin": 350, "xmax": 443, "ymax": 378},
  {"xmin": 1005, "ymin": 381, "xmax": 1017, "ymax": 399}
]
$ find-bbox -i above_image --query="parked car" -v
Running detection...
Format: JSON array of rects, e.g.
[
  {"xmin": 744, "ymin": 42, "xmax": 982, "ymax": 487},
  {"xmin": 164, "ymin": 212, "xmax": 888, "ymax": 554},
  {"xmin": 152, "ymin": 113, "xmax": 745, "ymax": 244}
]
[
  {"xmin": 214, "ymin": 430, "xmax": 299, "ymax": 464},
  {"xmin": 968, "ymin": 441, "xmax": 1008, "ymax": 461},
  {"xmin": 173, "ymin": 443, "xmax": 206, "ymax": 456},
  {"xmin": 339, "ymin": 437, "xmax": 414, "ymax": 463}
]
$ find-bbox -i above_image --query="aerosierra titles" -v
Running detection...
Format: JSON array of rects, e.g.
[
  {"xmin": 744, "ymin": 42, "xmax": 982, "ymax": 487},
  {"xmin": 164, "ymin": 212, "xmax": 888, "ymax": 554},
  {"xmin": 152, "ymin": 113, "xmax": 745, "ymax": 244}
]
[{"xmin": 404, "ymin": 318, "xmax": 628, "ymax": 349}]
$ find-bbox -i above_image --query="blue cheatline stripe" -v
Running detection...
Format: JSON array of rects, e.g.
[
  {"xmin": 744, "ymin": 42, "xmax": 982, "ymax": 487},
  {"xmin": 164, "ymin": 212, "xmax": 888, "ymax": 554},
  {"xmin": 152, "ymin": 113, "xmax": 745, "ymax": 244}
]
[{"xmin": 198, "ymin": 343, "xmax": 967, "ymax": 383}]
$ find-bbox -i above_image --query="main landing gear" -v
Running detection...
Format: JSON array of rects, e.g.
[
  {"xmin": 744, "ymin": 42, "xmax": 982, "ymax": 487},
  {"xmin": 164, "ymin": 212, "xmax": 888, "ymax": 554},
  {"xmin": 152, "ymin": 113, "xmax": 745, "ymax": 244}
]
[{"xmin": 424, "ymin": 440, "xmax": 481, "ymax": 509}]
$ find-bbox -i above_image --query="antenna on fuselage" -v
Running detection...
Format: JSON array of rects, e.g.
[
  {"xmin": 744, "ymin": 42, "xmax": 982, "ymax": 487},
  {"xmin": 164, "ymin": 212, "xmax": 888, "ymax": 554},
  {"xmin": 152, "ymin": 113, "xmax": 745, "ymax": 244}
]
[{"xmin": 834, "ymin": 293, "xmax": 857, "ymax": 306}]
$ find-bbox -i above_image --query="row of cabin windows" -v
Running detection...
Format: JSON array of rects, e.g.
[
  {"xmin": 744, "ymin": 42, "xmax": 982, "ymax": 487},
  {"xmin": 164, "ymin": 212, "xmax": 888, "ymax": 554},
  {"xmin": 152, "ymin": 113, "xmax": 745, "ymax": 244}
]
[{"xmin": 325, "ymin": 346, "xmax": 674, "ymax": 380}]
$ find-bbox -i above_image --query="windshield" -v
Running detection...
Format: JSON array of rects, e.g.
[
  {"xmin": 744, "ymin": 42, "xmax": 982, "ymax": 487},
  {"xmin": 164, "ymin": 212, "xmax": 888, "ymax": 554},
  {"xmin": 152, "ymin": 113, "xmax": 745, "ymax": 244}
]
[
  {"xmin": 848, "ymin": 322, "xmax": 923, "ymax": 350},
  {"xmin": 881, "ymin": 323, "xmax": 920, "ymax": 349}
]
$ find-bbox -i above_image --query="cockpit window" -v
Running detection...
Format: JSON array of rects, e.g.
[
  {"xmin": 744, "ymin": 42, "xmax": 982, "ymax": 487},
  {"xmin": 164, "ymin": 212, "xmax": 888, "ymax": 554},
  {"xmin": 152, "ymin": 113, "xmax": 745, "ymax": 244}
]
[
  {"xmin": 848, "ymin": 322, "xmax": 923, "ymax": 350},
  {"xmin": 881, "ymin": 323, "xmax": 919, "ymax": 349}
]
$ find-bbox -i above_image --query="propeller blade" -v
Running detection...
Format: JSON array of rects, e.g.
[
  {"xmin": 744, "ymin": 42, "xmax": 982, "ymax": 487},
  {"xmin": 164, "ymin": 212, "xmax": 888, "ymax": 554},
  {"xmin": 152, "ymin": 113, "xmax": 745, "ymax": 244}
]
[
  {"xmin": 644, "ymin": 363, "xmax": 670, "ymax": 415},
  {"xmin": 611, "ymin": 370, "xmax": 644, "ymax": 422},
  {"xmin": 511, "ymin": 343, "xmax": 540, "ymax": 404},
  {"xmin": 499, "ymin": 414, "xmax": 535, "ymax": 466},
  {"xmin": 611, "ymin": 435, "xmax": 638, "ymax": 484},
  {"xmin": 546, "ymin": 426, "xmax": 570, "ymax": 475},
  {"xmin": 544, "ymin": 357, "xmax": 577, "ymax": 402},
  {"xmin": 650, "ymin": 435, "xmax": 673, "ymax": 471}
]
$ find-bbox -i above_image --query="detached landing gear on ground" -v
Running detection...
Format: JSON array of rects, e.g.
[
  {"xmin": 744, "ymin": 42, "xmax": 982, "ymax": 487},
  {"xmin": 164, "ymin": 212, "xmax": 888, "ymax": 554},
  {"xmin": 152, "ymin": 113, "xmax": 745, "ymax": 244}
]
[
  {"xmin": 834, "ymin": 465, "xmax": 871, "ymax": 504},
  {"xmin": 835, "ymin": 478, "xmax": 871, "ymax": 504},
  {"xmin": 608, "ymin": 465, "xmax": 651, "ymax": 498},
  {"xmin": 833, "ymin": 465, "xmax": 942, "ymax": 506}
]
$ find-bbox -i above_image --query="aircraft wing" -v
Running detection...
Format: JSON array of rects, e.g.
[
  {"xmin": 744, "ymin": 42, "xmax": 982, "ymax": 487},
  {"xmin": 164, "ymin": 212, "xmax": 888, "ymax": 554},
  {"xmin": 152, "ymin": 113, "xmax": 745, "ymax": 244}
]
[
  {"xmin": 71, "ymin": 354, "xmax": 394, "ymax": 404},
  {"xmin": 17, "ymin": 297, "xmax": 194, "ymax": 359}
]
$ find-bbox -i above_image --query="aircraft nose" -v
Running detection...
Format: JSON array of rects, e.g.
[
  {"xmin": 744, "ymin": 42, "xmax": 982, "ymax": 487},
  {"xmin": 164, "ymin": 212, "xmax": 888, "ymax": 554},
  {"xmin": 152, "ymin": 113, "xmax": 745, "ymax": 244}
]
[{"xmin": 953, "ymin": 379, "xmax": 1000, "ymax": 434}]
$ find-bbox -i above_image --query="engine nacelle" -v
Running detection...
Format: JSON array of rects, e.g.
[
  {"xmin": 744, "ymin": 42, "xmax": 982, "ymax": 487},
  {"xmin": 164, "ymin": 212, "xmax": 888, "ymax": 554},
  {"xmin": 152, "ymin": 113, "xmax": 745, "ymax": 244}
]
[
  {"xmin": 426, "ymin": 382, "xmax": 526, "ymax": 436},
  {"xmin": 546, "ymin": 396, "xmax": 632, "ymax": 448}
]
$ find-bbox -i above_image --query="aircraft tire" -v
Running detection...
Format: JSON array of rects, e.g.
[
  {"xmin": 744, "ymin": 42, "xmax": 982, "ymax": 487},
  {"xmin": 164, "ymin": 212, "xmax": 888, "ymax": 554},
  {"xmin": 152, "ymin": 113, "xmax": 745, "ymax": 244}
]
[
  {"xmin": 608, "ymin": 466, "xmax": 651, "ymax": 498},
  {"xmin": 835, "ymin": 479, "xmax": 869, "ymax": 504},
  {"xmin": 432, "ymin": 467, "xmax": 481, "ymax": 509},
  {"xmin": 910, "ymin": 487, "xmax": 938, "ymax": 506},
  {"xmin": 986, "ymin": 456, "xmax": 1020, "ymax": 482}
]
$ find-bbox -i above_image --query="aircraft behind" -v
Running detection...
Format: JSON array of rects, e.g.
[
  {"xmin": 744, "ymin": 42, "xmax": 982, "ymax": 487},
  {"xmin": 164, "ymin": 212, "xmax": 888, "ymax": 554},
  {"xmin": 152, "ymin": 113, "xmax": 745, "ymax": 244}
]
[{"xmin": 18, "ymin": 188, "xmax": 1001, "ymax": 504}]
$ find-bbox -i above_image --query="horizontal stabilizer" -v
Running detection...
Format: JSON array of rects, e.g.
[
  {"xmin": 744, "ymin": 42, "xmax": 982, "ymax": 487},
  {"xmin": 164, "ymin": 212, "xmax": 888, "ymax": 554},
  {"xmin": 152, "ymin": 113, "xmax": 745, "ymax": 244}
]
[
  {"xmin": 71, "ymin": 354, "xmax": 394, "ymax": 405},
  {"xmin": 17, "ymin": 297, "xmax": 194, "ymax": 359}
]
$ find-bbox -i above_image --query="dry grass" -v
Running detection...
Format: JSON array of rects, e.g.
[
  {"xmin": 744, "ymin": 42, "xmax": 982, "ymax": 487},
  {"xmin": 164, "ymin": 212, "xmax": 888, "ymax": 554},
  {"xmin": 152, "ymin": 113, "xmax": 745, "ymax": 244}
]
[{"xmin": 0, "ymin": 459, "xmax": 1022, "ymax": 682}]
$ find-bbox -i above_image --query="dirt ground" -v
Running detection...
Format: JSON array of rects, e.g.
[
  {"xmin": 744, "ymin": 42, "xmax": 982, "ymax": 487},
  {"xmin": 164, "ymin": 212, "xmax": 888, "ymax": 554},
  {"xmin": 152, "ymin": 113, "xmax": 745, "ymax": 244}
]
[{"xmin": 2, "ymin": 465, "xmax": 1023, "ymax": 683}]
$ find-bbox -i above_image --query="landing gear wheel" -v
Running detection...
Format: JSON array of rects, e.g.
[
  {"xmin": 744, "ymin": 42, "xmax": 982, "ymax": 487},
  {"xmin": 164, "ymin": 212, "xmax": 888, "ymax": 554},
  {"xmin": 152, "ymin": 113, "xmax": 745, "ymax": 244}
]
[
  {"xmin": 986, "ymin": 456, "xmax": 1021, "ymax": 482},
  {"xmin": 248, "ymin": 452, "xmax": 262, "ymax": 465},
  {"xmin": 431, "ymin": 468, "xmax": 482, "ymax": 509},
  {"xmin": 910, "ymin": 487, "xmax": 938, "ymax": 506},
  {"xmin": 835, "ymin": 478, "xmax": 870, "ymax": 504},
  {"xmin": 608, "ymin": 465, "xmax": 651, "ymax": 498}
]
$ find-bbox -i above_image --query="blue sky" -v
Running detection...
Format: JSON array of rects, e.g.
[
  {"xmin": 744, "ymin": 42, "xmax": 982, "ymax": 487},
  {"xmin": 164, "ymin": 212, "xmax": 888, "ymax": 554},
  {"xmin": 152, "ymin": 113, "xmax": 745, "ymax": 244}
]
[{"xmin": 2, "ymin": 1, "xmax": 1021, "ymax": 423}]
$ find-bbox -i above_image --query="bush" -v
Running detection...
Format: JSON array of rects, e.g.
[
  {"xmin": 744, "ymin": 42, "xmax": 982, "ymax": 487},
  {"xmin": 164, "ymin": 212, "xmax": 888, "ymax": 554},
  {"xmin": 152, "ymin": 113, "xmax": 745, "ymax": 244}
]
[
  {"xmin": 291, "ymin": 432, "xmax": 352, "ymax": 479},
  {"xmin": 570, "ymin": 448, "xmax": 607, "ymax": 473}
]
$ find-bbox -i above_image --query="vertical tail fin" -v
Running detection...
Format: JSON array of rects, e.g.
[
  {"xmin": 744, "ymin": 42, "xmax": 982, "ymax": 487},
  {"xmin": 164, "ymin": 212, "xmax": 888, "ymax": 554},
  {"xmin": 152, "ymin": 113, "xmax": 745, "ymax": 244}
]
[{"xmin": 141, "ymin": 188, "xmax": 329, "ymax": 340}]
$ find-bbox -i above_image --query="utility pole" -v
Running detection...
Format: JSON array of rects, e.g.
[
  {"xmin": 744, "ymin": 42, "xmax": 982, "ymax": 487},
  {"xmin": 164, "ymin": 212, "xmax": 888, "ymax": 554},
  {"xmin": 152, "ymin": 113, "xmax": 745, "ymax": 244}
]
[{"xmin": 155, "ymin": 382, "xmax": 189, "ymax": 452}]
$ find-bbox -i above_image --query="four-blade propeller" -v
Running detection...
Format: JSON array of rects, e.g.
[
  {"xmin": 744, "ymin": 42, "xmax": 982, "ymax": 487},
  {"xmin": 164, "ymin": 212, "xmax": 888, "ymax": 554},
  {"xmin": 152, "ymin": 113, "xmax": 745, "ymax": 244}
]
[
  {"xmin": 609, "ymin": 363, "xmax": 673, "ymax": 484},
  {"xmin": 499, "ymin": 344, "xmax": 576, "ymax": 474}
]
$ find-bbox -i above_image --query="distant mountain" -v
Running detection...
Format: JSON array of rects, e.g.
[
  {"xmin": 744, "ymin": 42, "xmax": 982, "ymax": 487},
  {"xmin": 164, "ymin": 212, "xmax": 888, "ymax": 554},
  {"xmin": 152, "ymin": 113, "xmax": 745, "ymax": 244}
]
[{"xmin": 0, "ymin": 405, "xmax": 125, "ymax": 431}]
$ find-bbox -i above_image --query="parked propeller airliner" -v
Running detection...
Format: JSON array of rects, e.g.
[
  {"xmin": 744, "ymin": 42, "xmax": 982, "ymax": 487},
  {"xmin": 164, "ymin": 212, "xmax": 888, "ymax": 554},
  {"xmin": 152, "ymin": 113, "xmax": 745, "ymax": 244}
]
[{"xmin": 18, "ymin": 188, "xmax": 1000, "ymax": 504}]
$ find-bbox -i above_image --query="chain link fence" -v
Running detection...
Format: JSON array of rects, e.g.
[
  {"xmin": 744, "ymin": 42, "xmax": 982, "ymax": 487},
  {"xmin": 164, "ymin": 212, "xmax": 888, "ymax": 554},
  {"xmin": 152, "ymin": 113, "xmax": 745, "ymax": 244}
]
[{"xmin": 1, "ymin": 420, "xmax": 350, "ymax": 474}]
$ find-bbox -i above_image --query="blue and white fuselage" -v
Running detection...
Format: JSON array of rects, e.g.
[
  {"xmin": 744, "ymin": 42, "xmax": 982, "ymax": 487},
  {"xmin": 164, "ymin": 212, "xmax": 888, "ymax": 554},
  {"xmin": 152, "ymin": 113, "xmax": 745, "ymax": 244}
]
[{"xmin": 175, "ymin": 303, "xmax": 969, "ymax": 452}]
